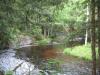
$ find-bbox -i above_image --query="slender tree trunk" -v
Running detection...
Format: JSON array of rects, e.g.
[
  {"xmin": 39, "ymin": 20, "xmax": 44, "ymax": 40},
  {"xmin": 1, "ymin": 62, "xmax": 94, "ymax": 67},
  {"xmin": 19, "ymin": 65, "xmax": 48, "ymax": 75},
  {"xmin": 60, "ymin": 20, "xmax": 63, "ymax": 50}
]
[
  {"xmin": 91, "ymin": 0, "xmax": 97, "ymax": 75},
  {"xmin": 97, "ymin": 1, "xmax": 100, "ymax": 74},
  {"xmin": 44, "ymin": 28, "xmax": 46, "ymax": 38},
  {"xmin": 85, "ymin": 3, "xmax": 89, "ymax": 46},
  {"xmin": 47, "ymin": 29, "xmax": 50, "ymax": 37},
  {"xmin": 50, "ymin": 24, "xmax": 53, "ymax": 36},
  {"xmin": 25, "ymin": 11, "xmax": 28, "ymax": 32},
  {"xmin": 85, "ymin": 29, "xmax": 88, "ymax": 45}
]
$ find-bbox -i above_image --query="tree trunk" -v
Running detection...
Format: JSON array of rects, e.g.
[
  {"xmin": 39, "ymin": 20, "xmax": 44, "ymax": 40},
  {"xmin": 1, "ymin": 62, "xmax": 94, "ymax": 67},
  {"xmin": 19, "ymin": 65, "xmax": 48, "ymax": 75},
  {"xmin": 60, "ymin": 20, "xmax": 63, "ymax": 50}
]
[
  {"xmin": 97, "ymin": 0, "xmax": 100, "ymax": 74},
  {"xmin": 25, "ymin": 11, "xmax": 29, "ymax": 32},
  {"xmin": 91, "ymin": 0, "xmax": 97, "ymax": 75},
  {"xmin": 85, "ymin": 29, "xmax": 88, "ymax": 45},
  {"xmin": 44, "ymin": 28, "xmax": 46, "ymax": 38},
  {"xmin": 85, "ymin": 3, "xmax": 89, "ymax": 46},
  {"xmin": 47, "ymin": 29, "xmax": 50, "ymax": 37}
]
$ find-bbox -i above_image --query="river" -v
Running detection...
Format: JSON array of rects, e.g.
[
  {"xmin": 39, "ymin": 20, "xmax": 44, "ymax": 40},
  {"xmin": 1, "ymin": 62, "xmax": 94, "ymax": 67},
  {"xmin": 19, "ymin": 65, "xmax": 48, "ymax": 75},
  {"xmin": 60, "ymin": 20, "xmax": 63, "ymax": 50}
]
[{"xmin": 0, "ymin": 45, "xmax": 92, "ymax": 75}]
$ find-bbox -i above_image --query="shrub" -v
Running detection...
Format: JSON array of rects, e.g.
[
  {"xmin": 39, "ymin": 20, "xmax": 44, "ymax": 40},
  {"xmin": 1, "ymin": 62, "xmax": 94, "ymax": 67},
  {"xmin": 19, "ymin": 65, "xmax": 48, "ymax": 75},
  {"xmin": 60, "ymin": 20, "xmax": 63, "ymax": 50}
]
[{"xmin": 38, "ymin": 38, "xmax": 51, "ymax": 45}]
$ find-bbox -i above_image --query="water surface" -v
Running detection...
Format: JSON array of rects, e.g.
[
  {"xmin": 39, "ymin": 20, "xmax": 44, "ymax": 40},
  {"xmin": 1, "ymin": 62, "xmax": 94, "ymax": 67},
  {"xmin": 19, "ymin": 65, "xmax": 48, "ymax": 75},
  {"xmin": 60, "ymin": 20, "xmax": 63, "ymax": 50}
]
[{"xmin": 0, "ymin": 45, "xmax": 92, "ymax": 75}]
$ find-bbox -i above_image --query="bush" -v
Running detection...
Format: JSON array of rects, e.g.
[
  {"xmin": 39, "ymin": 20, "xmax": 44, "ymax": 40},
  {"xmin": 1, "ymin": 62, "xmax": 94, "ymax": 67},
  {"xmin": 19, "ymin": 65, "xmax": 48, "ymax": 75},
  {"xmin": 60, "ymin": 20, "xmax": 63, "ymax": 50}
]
[{"xmin": 38, "ymin": 38, "xmax": 51, "ymax": 45}]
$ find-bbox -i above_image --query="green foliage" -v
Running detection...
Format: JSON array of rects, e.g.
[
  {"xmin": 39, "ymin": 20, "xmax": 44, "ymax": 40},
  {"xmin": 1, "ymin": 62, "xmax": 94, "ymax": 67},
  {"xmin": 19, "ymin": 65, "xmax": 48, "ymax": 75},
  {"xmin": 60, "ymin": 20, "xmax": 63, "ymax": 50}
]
[
  {"xmin": 39, "ymin": 59, "xmax": 61, "ymax": 75},
  {"xmin": 53, "ymin": 0, "xmax": 88, "ymax": 39},
  {"xmin": 0, "ymin": 0, "xmax": 88, "ymax": 49},
  {"xmin": 54, "ymin": 0, "xmax": 86, "ymax": 23},
  {"xmin": 63, "ymin": 43, "xmax": 98, "ymax": 60},
  {"xmin": 5, "ymin": 70, "xmax": 13, "ymax": 75},
  {"xmin": 37, "ymin": 38, "xmax": 51, "ymax": 45},
  {"xmin": 47, "ymin": 59, "xmax": 61, "ymax": 71},
  {"xmin": 31, "ymin": 26, "xmax": 42, "ymax": 36},
  {"xmin": 0, "ymin": 0, "xmax": 65, "ymax": 49},
  {"xmin": 52, "ymin": 0, "xmax": 88, "ymax": 46}
]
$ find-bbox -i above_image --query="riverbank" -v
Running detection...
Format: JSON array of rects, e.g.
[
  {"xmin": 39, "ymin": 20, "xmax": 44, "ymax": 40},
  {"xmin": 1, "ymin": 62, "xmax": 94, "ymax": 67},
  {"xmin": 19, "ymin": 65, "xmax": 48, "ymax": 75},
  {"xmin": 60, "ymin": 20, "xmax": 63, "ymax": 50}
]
[{"xmin": 63, "ymin": 43, "xmax": 98, "ymax": 60}]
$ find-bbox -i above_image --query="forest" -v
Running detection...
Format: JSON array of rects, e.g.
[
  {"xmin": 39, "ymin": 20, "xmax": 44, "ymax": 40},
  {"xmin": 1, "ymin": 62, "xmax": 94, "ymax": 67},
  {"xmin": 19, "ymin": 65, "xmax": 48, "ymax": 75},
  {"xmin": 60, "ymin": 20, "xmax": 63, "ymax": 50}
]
[{"xmin": 0, "ymin": 0, "xmax": 100, "ymax": 75}]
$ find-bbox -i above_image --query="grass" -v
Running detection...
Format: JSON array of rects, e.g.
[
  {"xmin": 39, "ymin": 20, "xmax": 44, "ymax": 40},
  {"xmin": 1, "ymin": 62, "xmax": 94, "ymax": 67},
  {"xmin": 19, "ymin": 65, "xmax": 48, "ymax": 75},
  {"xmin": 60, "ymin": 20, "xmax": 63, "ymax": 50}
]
[{"xmin": 63, "ymin": 43, "xmax": 98, "ymax": 60}]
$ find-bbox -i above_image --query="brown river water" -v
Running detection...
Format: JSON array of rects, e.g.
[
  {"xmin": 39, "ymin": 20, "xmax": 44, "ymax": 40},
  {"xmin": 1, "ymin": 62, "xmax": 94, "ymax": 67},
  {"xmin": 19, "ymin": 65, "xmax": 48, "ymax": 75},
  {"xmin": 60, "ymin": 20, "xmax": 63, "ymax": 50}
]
[{"xmin": 0, "ymin": 44, "xmax": 92, "ymax": 75}]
